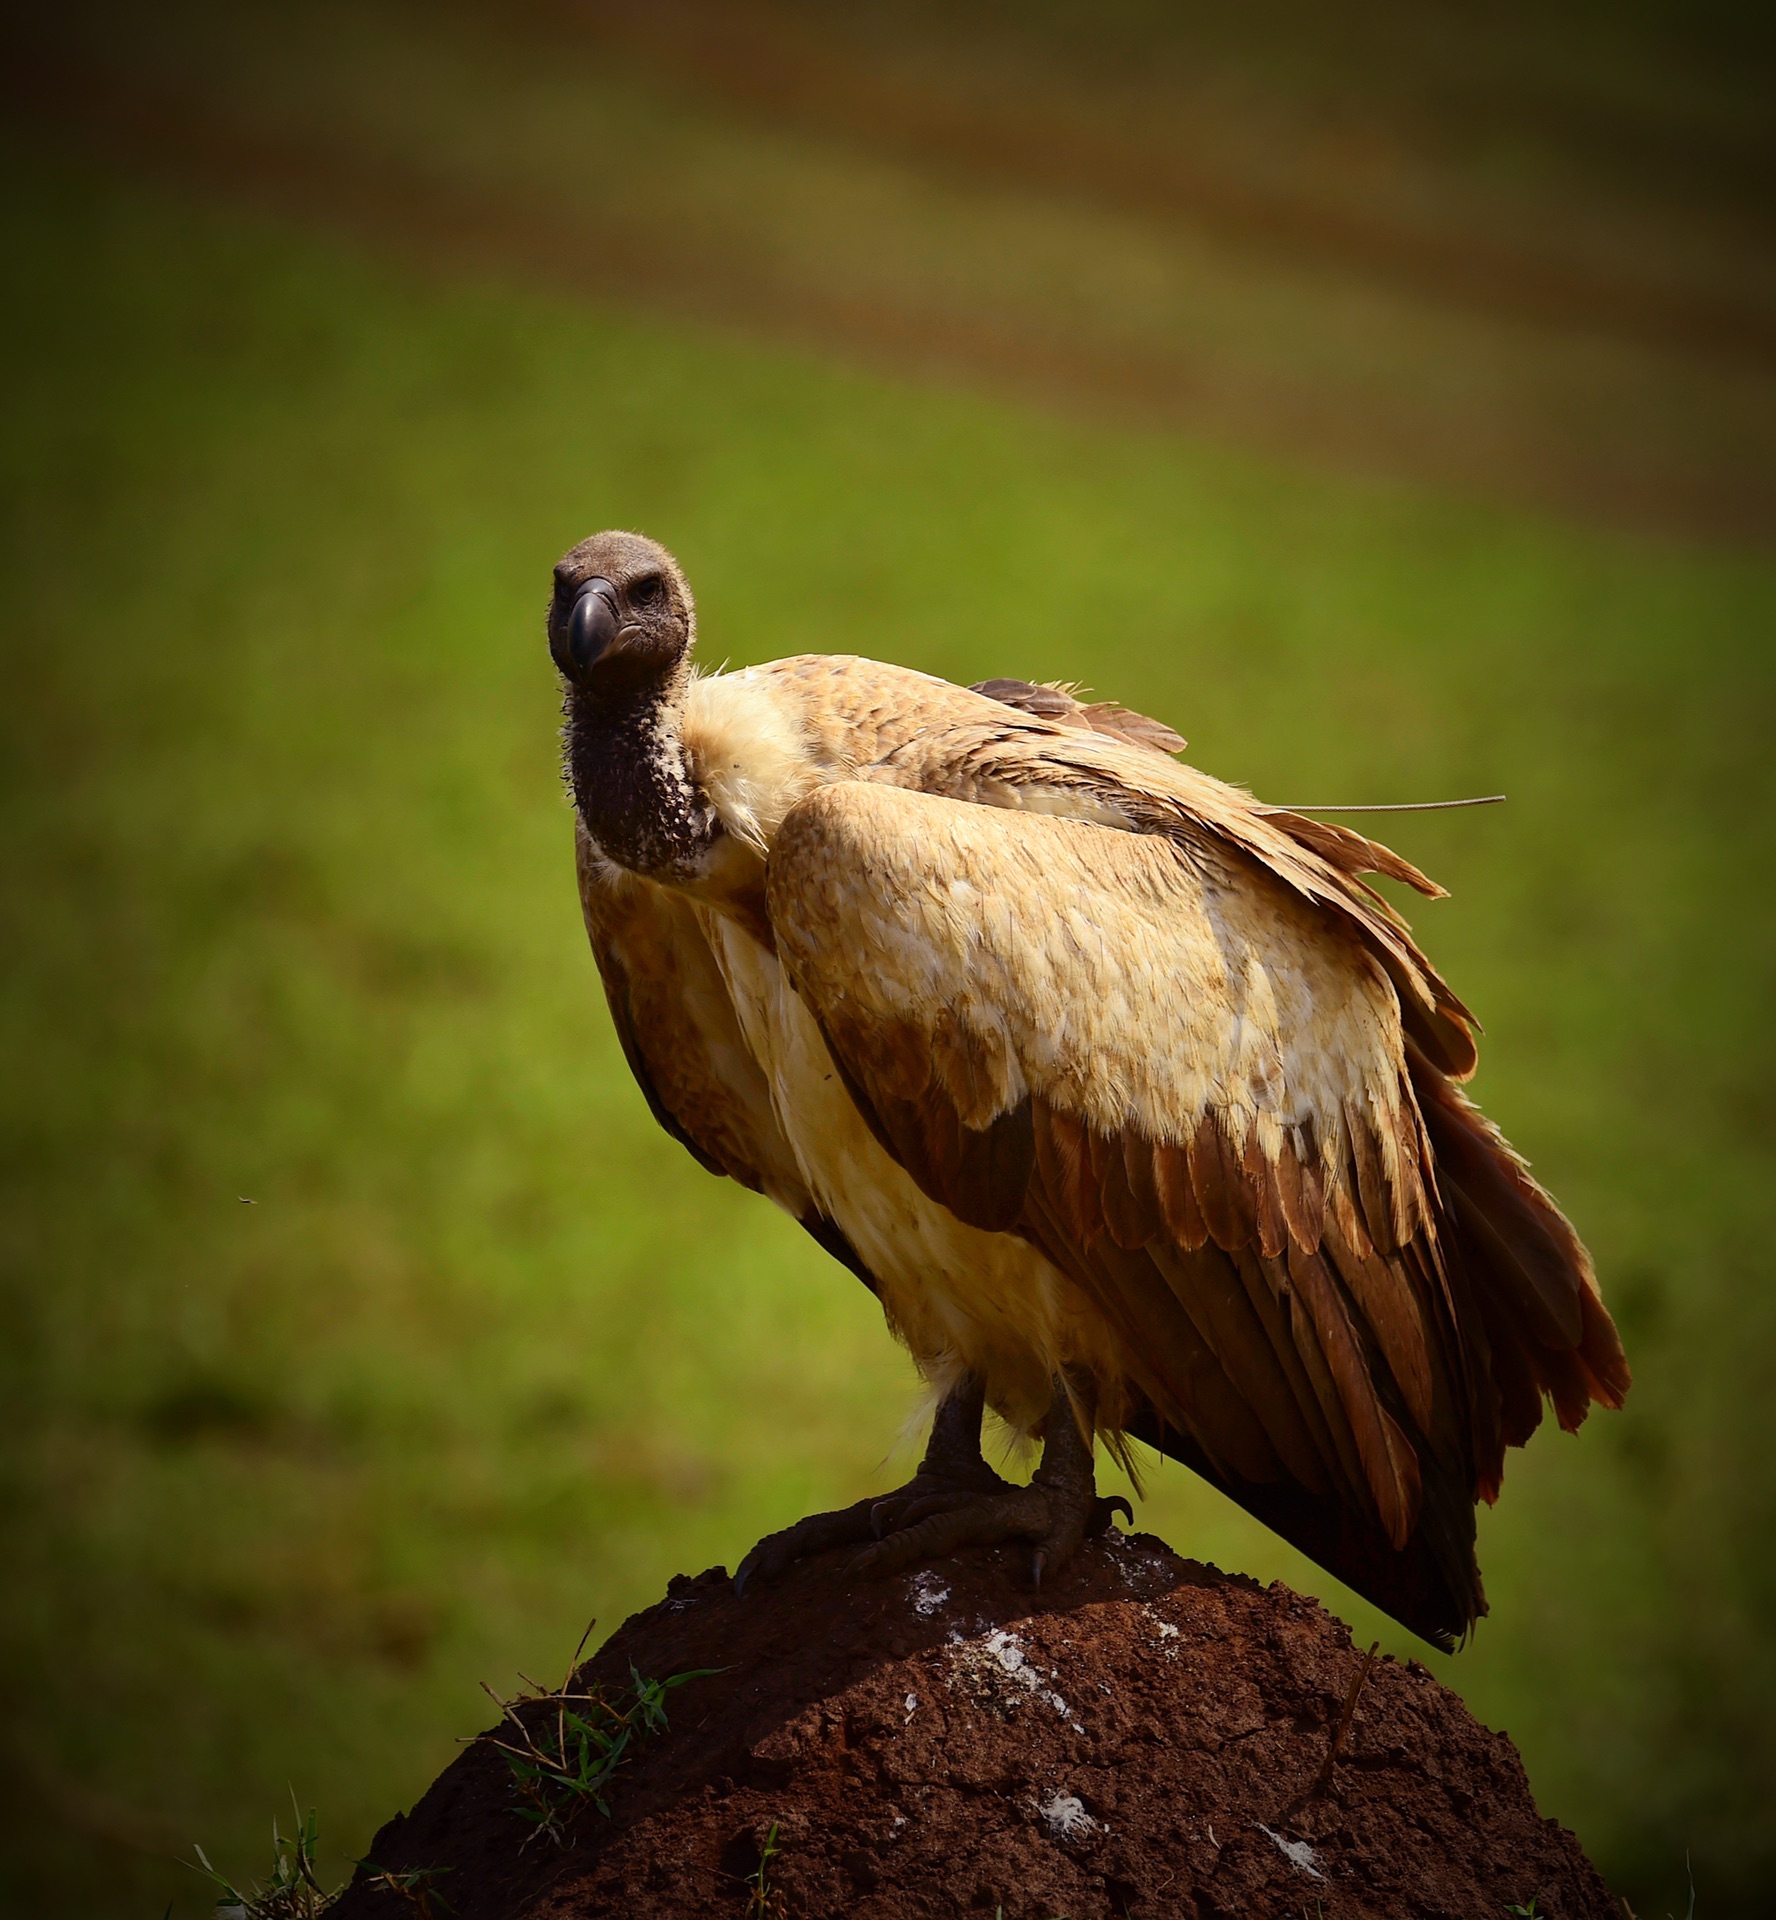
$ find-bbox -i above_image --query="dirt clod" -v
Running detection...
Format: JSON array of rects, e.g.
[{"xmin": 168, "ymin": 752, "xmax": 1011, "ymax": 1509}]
[{"xmin": 332, "ymin": 1533, "xmax": 1617, "ymax": 1919}]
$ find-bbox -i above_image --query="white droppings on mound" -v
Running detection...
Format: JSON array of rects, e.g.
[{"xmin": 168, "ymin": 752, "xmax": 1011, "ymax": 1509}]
[
  {"xmin": 1142, "ymin": 1603, "xmax": 1182, "ymax": 1658},
  {"xmin": 1258, "ymin": 1823, "xmax": 1325, "ymax": 1879},
  {"xmin": 946, "ymin": 1627, "xmax": 1080, "ymax": 1726},
  {"xmin": 1103, "ymin": 1531, "xmax": 1175, "ymax": 1591},
  {"xmin": 908, "ymin": 1570, "xmax": 951, "ymax": 1616},
  {"xmin": 1038, "ymin": 1792, "xmax": 1098, "ymax": 1842}
]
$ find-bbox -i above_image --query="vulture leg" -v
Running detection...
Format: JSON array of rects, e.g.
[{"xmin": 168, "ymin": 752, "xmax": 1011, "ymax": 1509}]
[
  {"xmin": 734, "ymin": 1373, "xmax": 1011, "ymax": 1595},
  {"xmin": 734, "ymin": 1372, "xmax": 1132, "ymax": 1593},
  {"xmin": 850, "ymin": 1371, "xmax": 1131, "ymax": 1588}
]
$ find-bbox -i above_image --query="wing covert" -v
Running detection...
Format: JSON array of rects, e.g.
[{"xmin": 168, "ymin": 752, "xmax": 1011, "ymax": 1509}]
[{"xmin": 765, "ymin": 781, "xmax": 1624, "ymax": 1647}]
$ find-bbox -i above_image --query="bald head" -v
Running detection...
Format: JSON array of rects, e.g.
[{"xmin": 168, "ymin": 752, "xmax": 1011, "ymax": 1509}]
[{"xmin": 547, "ymin": 531, "xmax": 695, "ymax": 695}]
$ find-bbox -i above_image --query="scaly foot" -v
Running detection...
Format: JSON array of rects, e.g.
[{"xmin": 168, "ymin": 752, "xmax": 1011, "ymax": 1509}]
[
  {"xmin": 733, "ymin": 1375, "xmax": 1007, "ymax": 1594},
  {"xmin": 733, "ymin": 1372, "xmax": 1130, "ymax": 1594}
]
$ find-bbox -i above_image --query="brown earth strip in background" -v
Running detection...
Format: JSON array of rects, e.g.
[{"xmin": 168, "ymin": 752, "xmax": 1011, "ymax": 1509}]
[
  {"xmin": 6, "ymin": 8, "xmax": 1774, "ymax": 544},
  {"xmin": 562, "ymin": 0, "xmax": 1776, "ymax": 375},
  {"xmin": 0, "ymin": 36, "xmax": 1236, "ymax": 429}
]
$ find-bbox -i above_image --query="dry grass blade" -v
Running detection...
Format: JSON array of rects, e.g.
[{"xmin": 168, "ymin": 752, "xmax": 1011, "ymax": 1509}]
[
  {"xmin": 1314, "ymin": 1640, "xmax": 1381, "ymax": 1796},
  {"xmin": 351, "ymin": 1863, "xmax": 453, "ymax": 1917}
]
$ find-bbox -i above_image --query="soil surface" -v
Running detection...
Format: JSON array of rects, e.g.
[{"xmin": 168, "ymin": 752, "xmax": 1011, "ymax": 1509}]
[{"xmin": 332, "ymin": 1532, "xmax": 1618, "ymax": 1920}]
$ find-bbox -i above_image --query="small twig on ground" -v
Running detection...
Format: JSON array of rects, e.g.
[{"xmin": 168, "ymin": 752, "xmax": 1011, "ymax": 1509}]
[{"xmin": 1312, "ymin": 1640, "xmax": 1380, "ymax": 1796}]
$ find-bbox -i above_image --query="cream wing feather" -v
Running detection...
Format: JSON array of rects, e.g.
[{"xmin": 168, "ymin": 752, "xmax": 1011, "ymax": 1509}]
[{"xmin": 763, "ymin": 776, "xmax": 1626, "ymax": 1646}]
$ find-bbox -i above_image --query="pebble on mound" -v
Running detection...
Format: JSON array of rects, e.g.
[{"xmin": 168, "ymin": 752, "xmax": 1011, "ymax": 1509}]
[{"xmin": 333, "ymin": 1535, "xmax": 1618, "ymax": 1920}]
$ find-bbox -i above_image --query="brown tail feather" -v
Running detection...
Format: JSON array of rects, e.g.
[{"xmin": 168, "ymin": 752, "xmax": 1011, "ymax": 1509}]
[
  {"xmin": 1126, "ymin": 1405, "xmax": 1484, "ymax": 1653},
  {"xmin": 1408, "ymin": 1042, "xmax": 1630, "ymax": 1467}
]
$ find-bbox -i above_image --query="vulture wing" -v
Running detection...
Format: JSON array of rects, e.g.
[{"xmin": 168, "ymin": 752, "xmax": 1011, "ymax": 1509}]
[
  {"xmin": 764, "ymin": 781, "xmax": 1627, "ymax": 1648},
  {"xmin": 971, "ymin": 677, "xmax": 1189, "ymax": 758},
  {"xmin": 576, "ymin": 823, "xmax": 882, "ymax": 1288}
]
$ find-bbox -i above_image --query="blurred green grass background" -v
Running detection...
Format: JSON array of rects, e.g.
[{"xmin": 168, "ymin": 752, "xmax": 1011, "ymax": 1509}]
[{"xmin": 3, "ymin": 4, "xmax": 1776, "ymax": 1915}]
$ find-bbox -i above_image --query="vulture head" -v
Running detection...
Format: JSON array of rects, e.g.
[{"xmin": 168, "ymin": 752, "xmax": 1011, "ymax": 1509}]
[
  {"xmin": 551, "ymin": 530, "xmax": 716, "ymax": 881},
  {"xmin": 548, "ymin": 529, "xmax": 695, "ymax": 701}
]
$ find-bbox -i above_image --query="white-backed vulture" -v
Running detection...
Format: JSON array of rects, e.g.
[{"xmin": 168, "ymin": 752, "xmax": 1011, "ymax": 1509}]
[{"xmin": 549, "ymin": 529, "xmax": 1629, "ymax": 1651}]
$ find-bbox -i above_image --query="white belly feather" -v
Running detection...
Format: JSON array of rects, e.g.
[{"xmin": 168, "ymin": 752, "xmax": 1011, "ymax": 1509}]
[{"xmin": 699, "ymin": 911, "xmax": 1121, "ymax": 1435}]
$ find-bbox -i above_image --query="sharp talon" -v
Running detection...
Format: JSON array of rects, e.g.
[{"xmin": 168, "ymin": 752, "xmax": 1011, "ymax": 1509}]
[
  {"xmin": 732, "ymin": 1431, "xmax": 1080, "ymax": 1592},
  {"xmin": 1086, "ymin": 1494, "xmax": 1134, "ymax": 1538}
]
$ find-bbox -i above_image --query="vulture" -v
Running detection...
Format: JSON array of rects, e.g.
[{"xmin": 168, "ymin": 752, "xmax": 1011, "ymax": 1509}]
[{"xmin": 550, "ymin": 529, "xmax": 1629, "ymax": 1651}]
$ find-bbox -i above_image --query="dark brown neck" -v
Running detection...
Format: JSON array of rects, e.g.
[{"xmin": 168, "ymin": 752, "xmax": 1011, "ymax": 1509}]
[{"xmin": 563, "ymin": 674, "xmax": 717, "ymax": 881}]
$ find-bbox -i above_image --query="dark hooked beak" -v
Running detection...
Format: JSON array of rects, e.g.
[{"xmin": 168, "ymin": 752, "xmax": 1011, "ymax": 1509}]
[{"xmin": 550, "ymin": 576, "xmax": 621, "ymax": 680}]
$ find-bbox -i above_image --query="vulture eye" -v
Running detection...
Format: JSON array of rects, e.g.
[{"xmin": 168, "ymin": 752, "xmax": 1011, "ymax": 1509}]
[{"xmin": 630, "ymin": 575, "xmax": 666, "ymax": 611}]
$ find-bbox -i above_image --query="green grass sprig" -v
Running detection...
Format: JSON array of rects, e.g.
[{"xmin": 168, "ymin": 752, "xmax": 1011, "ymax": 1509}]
[
  {"xmin": 192, "ymin": 1799, "xmax": 452, "ymax": 1918},
  {"xmin": 745, "ymin": 1821, "xmax": 786, "ymax": 1920},
  {"xmin": 469, "ymin": 1620, "xmax": 722, "ymax": 1845},
  {"xmin": 191, "ymin": 1801, "xmax": 333, "ymax": 1920}
]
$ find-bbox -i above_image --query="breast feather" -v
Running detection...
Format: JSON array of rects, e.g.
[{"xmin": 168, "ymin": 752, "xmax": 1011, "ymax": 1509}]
[{"xmin": 695, "ymin": 904, "xmax": 1128, "ymax": 1432}]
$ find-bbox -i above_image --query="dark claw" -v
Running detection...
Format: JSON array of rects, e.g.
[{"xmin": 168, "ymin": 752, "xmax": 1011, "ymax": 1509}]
[
  {"xmin": 733, "ymin": 1371, "xmax": 1133, "ymax": 1598},
  {"xmin": 870, "ymin": 1494, "xmax": 928, "ymax": 1536},
  {"xmin": 1089, "ymin": 1495, "xmax": 1135, "ymax": 1537},
  {"xmin": 894, "ymin": 1492, "xmax": 973, "ymax": 1529},
  {"xmin": 733, "ymin": 1498, "xmax": 882, "ymax": 1595},
  {"xmin": 734, "ymin": 1542, "xmax": 785, "ymax": 1596}
]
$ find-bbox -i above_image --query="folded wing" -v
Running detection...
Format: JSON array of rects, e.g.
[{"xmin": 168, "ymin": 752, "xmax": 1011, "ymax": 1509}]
[
  {"xmin": 765, "ymin": 782, "xmax": 1627, "ymax": 1647},
  {"xmin": 577, "ymin": 822, "xmax": 887, "ymax": 1291}
]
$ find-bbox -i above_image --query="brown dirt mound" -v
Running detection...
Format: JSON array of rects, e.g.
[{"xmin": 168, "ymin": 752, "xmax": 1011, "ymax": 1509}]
[{"xmin": 333, "ymin": 1532, "xmax": 1618, "ymax": 1919}]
